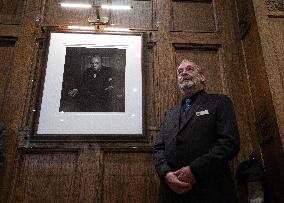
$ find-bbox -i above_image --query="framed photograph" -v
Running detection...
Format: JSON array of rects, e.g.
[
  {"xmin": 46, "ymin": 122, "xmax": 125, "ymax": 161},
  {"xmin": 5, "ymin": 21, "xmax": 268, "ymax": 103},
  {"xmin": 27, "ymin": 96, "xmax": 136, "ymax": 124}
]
[{"xmin": 36, "ymin": 31, "xmax": 143, "ymax": 135}]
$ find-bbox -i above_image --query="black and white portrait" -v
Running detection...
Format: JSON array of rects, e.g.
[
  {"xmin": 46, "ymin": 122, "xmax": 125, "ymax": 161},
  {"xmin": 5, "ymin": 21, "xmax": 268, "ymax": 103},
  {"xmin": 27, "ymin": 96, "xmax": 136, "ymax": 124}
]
[
  {"xmin": 37, "ymin": 33, "xmax": 142, "ymax": 134},
  {"xmin": 59, "ymin": 47, "xmax": 126, "ymax": 112}
]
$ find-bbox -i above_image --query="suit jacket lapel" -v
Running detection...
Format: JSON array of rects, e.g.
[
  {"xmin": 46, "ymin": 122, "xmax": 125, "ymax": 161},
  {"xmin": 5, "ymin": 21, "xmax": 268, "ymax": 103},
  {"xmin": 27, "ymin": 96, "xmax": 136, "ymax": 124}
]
[
  {"xmin": 171, "ymin": 105, "xmax": 181, "ymax": 136},
  {"xmin": 178, "ymin": 93, "xmax": 207, "ymax": 133}
]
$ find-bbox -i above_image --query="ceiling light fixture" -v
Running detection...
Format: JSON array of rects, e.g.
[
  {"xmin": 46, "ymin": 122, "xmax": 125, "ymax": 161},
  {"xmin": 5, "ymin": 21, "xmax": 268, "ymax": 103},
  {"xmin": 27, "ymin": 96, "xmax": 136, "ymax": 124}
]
[
  {"xmin": 60, "ymin": 3, "xmax": 92, "ymax": 8},
  {"xmin": 59, "ymin": 3, "xmax": 132, "ymax": 10},
  {"xmin": 60, "ymin": 2, "xmax": 133, "ymax": 30},
  {"xmin": 101, "ymin": 5, "xmax": 132, "ymax": 10}
]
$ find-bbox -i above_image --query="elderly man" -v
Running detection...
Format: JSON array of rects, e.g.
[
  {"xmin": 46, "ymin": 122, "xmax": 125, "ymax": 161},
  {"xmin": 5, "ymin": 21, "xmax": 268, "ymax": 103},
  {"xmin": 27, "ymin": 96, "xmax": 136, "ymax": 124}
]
[
  {"xmin": 153, "ymin": 59, "xmax": 240, "ymax": 203},
  {"xmin": 68, "ymin": 55, "xmax": 114, "ymax": 112}
]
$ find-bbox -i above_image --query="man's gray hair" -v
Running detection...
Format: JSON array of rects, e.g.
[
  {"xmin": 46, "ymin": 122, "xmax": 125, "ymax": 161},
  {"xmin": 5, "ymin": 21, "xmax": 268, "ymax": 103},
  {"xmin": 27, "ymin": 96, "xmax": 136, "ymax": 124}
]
[
  {"xmin": 92, "ymin": 55, "xmax": 102, "ymax": 60},
  {"xmin": 179, "ymin": 59, "xmax": 203, "ymax": 74}
]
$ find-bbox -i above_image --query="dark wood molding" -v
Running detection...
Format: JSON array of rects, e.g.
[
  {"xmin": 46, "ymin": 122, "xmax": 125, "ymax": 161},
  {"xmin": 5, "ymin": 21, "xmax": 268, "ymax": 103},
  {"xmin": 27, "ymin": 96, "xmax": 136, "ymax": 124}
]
[
  {"xmin": 267, "ymin": 11, "xmax": 284, "ymax": 17},
  {"xmin": 239, "ymin": 8, "xmax": 251, "ymax": 40},
  {"xmin": 17, "ymin": 133, "xmax": 154, "ymax": 152},
  {"xmin": 173, "ymin": 43, "xmax": 220, "ymax": 51},
  {"xmin": 0, "ymin": 36, "xmax": 17, "ymax": 44}
]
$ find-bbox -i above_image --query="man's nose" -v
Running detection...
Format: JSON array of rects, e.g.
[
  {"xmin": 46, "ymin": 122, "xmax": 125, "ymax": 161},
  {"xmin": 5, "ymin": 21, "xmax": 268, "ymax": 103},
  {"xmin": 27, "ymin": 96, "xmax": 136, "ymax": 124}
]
[{"xmin": 181, "ymin": 71, "xmax": 188, "ymax": 76}]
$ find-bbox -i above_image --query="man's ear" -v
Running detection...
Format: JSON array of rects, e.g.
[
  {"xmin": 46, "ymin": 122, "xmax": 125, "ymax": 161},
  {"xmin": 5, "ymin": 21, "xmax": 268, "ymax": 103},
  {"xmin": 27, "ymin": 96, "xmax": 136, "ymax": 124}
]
[{"xmin": 200, "ymin": 73, "xmax": 206, "ymax": 82}]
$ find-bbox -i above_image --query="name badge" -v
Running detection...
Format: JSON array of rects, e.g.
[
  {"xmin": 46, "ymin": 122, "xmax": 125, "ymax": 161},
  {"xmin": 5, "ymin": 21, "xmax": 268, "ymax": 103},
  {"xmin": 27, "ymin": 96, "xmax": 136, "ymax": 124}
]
[{"xmin": 196, "ymin": 110, "xmax": 209, "ymax": 116}]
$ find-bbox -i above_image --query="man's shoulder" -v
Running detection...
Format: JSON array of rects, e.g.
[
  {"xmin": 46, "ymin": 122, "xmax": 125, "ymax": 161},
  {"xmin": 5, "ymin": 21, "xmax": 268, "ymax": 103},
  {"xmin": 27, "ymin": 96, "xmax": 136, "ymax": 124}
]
[
  {"xmin": 204, "ymin": 93, "xmax": 231, "ymax": 101},
  {"xmin": 165, "ymin": 105, "xmax": 180, "ymax": 116},
  {"xmin": 204, "ymin": 93, "xmax": 233, "ymax": 107}
]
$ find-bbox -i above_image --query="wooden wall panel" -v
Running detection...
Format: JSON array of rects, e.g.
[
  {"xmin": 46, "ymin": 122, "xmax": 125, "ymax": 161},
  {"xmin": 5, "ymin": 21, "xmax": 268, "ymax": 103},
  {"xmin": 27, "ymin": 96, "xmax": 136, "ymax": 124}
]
[
  {"xmin": 76, "ymin": 149, "xmax": 102, "ymax": 203},
  {"xmin": 172, "ymin": 0, "xmax": 216, "ymax": 32},
  {"xmin": 22, "ymin": 0, "xmax": 45, "ymax": 26},
  {"xmin": 0, "ymin": 38, "xmax": 16, "ymax": 115},
  {"xmin": 109, "ymin": 0, "xmax": 156, "ymax": 29},
  {"xmin": 11, "ymin": 152, "xmax": 78, "ymax": 203},
  {"xmin": 0, "ymin": 37, "xmax": 17, "ymax": 197},
  {"xmin": 269, "ymin": 17, "xmax": 284, "ymax": 103},
  {"xmin": 0, "ymin": 0, "xmax": 25, "ymax": 24},
  {"xmin": 269, "ymin": 23, "xmax": 284, "ymax": 192},
  {"xmin": 102, "ymin": 152, "xmax": 159, "ymax": 203}
]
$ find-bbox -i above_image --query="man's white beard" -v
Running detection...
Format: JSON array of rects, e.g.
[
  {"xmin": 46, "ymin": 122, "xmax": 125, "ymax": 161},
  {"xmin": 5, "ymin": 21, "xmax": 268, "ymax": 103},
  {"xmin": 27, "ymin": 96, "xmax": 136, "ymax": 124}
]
[{"xmin": 179, "ymin": 76, "xmax": 200, "ymax": 93}]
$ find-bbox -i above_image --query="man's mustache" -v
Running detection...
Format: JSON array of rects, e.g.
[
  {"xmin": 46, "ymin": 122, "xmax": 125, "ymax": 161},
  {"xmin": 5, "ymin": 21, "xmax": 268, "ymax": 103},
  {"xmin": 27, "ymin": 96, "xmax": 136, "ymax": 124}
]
[{"xmin": 181, "ymin": 76, "xmax": 193, "ymax": 81}]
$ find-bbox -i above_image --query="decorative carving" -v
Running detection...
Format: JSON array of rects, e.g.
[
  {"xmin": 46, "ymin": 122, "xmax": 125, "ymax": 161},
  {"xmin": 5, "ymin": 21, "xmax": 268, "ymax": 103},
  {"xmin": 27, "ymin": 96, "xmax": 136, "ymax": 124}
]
[
  {"xmin": 266, "ymin": 0, "xmax": 284, "ymax": 12},
  {"xmin": 278, "ymin": 1, "xmax": 284, "ymax": 10}
]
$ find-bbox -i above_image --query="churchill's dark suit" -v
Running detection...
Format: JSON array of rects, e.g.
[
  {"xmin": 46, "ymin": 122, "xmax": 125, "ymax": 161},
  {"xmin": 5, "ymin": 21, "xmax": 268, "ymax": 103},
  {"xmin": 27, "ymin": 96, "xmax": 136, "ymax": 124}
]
[
  {"xmin": 77, "ymin": 66, "xmax": 114, "ymax": 112},
  {"xmin": 154, "ymin": 91, "xmax": 240, "ymax": 203}
]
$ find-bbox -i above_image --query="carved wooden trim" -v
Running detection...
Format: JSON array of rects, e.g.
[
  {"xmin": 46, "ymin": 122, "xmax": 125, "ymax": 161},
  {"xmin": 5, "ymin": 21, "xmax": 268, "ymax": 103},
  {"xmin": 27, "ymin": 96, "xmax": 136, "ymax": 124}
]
[
  {"xmin": 267, "ymin": 11, "xmax": 284, "ymax": 17},
  {"xmin": 17, "ymin": 136, "xmax": 153, "ymax": 152},
  {"xmin": 0, "ymin": 36, "xmax": 17, "ymax": 44},
  {"xmin": 266, "ymin": 0, "xmax": 284, "ymax": 12},
  {"xmin": 0, "ymin": 0, "xmax": 27, "ymax": 25},
  {"xmin": 173, "ymin": 43, "xmax": 220, "ymax": 51}
]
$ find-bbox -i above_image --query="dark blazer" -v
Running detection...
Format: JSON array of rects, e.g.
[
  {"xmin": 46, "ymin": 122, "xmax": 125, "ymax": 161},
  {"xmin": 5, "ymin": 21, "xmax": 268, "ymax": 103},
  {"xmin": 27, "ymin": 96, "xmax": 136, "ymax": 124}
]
[{"xmin": 153, "ymin": 92, "xmax": 240, "ymax": 203}]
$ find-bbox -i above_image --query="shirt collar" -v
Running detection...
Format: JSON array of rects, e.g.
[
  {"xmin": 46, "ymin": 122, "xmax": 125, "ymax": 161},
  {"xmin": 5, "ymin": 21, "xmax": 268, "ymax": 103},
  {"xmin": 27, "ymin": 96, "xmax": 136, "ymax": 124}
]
[{"xmin": 182, "ymin": 90, "xmax": 205, "ymax": 105}]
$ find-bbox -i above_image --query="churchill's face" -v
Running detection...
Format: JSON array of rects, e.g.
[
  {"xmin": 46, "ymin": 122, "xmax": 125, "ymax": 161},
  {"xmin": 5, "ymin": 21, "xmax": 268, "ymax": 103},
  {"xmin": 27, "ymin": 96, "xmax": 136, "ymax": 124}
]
[
  {"xmin": 177, "ymin": 60, "xmax": 205, "ymax": 93},
  {"xmin": 90, "ymin": 56, "xmax": 102, "ymax": 71}
]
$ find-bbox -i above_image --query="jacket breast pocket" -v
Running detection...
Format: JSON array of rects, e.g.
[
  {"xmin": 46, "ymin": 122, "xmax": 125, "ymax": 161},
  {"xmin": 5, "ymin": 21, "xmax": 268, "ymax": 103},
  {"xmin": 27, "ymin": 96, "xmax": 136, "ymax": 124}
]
[
  {"xmin": 194, "ymin": 113, "xmax": 213, "ymax": 125},
  {"xmin": 193, "ymin": 112, "xmax": 216, "ymax": 135}
]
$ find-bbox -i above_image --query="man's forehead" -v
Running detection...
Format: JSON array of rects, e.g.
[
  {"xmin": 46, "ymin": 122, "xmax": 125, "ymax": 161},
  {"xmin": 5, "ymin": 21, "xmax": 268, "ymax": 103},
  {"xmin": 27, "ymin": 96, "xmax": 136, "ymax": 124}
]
[
  {"xmin": 91, "ymin": 57, "xmax": 101, "ymax": 62},
  {"xmin": 178, "ymin": 60, "xmax": 197, "ymax": 69}
]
